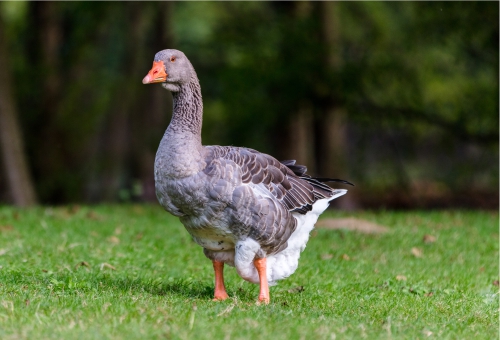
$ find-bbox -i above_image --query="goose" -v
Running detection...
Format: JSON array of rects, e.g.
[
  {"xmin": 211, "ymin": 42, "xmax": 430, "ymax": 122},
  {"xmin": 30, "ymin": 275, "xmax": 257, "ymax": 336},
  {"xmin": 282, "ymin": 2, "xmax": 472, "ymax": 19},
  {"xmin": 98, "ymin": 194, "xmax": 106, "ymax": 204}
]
[{"xmin": 142, "ymin": 49, "xmax": 353, "ymax": 304}]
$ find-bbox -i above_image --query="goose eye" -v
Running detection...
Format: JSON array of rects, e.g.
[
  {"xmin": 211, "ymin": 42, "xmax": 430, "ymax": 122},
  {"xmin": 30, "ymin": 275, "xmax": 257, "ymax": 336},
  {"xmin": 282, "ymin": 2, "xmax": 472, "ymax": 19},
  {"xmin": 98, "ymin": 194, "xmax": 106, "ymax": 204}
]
[{"xmin": 170, "ymin": 56, "xmax": 176, "ymax": 62}]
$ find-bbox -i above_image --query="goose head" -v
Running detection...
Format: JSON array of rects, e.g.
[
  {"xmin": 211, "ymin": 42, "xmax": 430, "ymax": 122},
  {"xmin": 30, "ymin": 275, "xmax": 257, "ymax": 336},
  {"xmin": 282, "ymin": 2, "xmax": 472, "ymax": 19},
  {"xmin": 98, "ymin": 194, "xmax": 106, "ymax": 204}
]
[{"xmin": 142, "ymin": 49, "xmax": 193, "ymax": 92}]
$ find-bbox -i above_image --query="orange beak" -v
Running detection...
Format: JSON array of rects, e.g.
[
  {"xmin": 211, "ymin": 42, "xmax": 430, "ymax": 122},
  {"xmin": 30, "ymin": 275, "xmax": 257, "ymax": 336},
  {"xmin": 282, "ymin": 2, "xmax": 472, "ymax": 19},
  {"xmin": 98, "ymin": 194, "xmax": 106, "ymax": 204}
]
[{"xmin": 142, "ymin": 61, "xmax": 167, "ymax": 84}]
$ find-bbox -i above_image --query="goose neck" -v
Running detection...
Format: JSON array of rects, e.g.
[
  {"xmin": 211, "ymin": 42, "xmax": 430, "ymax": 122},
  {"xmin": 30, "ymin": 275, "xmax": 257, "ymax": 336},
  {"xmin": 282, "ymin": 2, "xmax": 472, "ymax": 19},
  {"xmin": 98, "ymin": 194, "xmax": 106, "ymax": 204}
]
[{"xmin": 169, "ymin": 77, "xmax": 203, "ymax": 139}]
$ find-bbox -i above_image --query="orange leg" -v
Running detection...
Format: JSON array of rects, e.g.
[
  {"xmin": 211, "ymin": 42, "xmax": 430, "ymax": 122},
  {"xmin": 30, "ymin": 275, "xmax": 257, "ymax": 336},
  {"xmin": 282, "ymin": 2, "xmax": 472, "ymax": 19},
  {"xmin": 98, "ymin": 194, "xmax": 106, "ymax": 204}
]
[
  {"xmin": 212, "ymin": 260, "xmax": 229, "ymax": 301},
  {"xmin": 253, "ymin": 257, "xmax": 270, "ymax": 304}
]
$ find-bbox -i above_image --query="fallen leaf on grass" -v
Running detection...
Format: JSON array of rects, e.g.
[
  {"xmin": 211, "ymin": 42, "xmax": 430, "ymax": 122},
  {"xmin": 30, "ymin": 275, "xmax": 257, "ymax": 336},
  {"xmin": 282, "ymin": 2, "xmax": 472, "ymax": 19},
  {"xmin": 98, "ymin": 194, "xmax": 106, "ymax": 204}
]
[
  {"xmin": 411, "ymin": 247, "xmax": 423, "ymax": 258},
  {"xmin": 217, "ymin": 303, "xmax": 235, "ymax": 317},
  {"xmin": 0, "ymin": 225, "xmax": 14, "ymax": 232},
  {"xmin": 25, "ymin": 299, "xmax": 30, "ymax": 306},
  {"xmin": 75, "ymin": 261, "xmax": 90, "ymax": 270},
  {"xmin": 425, "ymin": 292, "xmax": 434, "ymax": 297},
  {"xmin": 86, "ymin": 211, "xmax": 102, "ymax": 221},
  {"xmin": 102, "ymin": 302, "xmax": 112, "ymax": 313},
  {"xmin": 396, "ymin": 275, "xmax": 407, "ymax": 281},
  {"xmin": 342, "ymin": 254, "xmax": 350, "ymax": 261},
  {"xmin": 108, "ymin": 236, "xmax": 120, "ymax": 244},
  {"xmin": 316, "ymin": 218, "xmax": 389, "ymax": 234},
  {"xmin": 493, "ymin": 280, "xmax": 499, "ymax": 287},
  {"xmin": 68, "ymin": 205, "xmax": 81, "ymax": 215},
  {"xmin": 288, "ymin": 286, "xmax": 305, "ymax": 293},
  {"xmin": 132, "ymin": 205, "xmax": 144, "ymax": 214},
  {"xmin": 100, "ymin": 263, "xmax": 116, "ymax": 271},
  {"xmin": 2, "ymin": 300, "xmax": 13, "ymax": 311},
  {"xmin": 423, "ymin": 235, "xmax": 436, "ymax": 243},
  {"xmin": 408, "ymin": 286, "xmax": 430, "ymax": 296},
  {"xmin": 321, "ymin": 254, "xmax": 333, "ymax": 260}
]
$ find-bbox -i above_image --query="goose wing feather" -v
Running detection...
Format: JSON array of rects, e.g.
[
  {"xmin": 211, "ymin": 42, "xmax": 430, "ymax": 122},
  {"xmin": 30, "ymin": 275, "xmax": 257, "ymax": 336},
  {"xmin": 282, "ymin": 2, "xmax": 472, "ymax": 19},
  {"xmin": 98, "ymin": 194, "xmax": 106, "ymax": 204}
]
[{"xmin": 207, "ymin": 146, "xmax": 335, "ymax": 214}]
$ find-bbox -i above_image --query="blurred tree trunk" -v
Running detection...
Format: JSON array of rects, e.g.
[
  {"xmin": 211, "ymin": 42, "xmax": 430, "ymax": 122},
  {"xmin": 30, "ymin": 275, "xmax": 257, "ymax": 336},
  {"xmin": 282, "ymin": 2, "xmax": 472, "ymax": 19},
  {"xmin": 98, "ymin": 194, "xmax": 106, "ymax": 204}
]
[
  {"xmin": 0, "ymin": 15, "xmax": 38, "ymax": 206},
  {"xmin": 284, "ymin": 103, "xmax": 315, "ymax": 171},
  {"xmin": 132, "ymin": 1, "xmax": 173, "ymax": 202},
  {"xmin": 282, "ymin": 2, "xmax": 316, "ymax": 173},
  {"xmin": 317, "ymin": 2, "xmax": 357, "ymax": 209},
  {"xmin": 100, "ymin": 2, "xmax": 173, "ymax": 201},
  {"xmin": 99, "ymin": 3, "xmax": 139, "ymax": 201},
  {"xmin": 31, "ymin": 1, "xmax": 64, "ymax": 202}
]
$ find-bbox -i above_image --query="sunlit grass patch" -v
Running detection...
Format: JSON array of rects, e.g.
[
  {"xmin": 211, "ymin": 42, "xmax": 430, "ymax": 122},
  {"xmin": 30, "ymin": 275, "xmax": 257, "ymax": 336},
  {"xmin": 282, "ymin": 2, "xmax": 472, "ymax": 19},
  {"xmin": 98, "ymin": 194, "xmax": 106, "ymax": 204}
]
[{"xmin": 0, "ymin": 206, "xmax": 497, "ymax": 339}]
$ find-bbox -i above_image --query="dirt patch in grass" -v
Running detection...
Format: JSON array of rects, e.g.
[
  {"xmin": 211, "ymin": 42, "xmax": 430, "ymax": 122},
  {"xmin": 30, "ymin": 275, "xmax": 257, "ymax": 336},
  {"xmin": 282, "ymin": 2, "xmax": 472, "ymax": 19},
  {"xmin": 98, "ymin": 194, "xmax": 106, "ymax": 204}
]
[{"xmin": 316, "ymin": 218, "xmax": 389, "ymax": 234}]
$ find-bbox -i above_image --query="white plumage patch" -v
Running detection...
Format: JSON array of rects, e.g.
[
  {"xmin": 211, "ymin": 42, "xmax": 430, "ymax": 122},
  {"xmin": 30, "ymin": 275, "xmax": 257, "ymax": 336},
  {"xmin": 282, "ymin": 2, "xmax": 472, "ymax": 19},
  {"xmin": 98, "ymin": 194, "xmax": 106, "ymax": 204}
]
[{"xmin": 265, "ymin": 189, "xmax": 347, "ymax": 285}]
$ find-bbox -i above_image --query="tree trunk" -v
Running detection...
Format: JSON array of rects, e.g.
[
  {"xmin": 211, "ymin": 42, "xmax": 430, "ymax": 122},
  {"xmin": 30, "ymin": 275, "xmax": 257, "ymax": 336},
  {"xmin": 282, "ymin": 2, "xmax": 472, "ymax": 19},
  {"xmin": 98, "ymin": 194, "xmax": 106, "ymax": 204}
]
[
  {"xmin": 281, "ymin": 2, "xmax": 316, "ymax": 173},
  {"xmin": 283, "ymin": 103, "xmax": 316, "ymax": 173},
  {"xmin": 318, "ymin": 1, "xmax": 357, "ymax": 209},
  {"xmin": 132, "ymin": 1, "xmax": 174, "ymax": 202},
  {"xmin": 31, "ymin": 1, "xmax": 64, "ymax": 203},
  {"xmin": 99, "ymin": 3, "xmax": 137, "ymax": 201},
  {"xmin": 0, "ymin": 16, "xmax": 38, "ymax": 206},
  {"xmin": 100, "ymin": 2, "xmax": 174, "ymax": 201}
]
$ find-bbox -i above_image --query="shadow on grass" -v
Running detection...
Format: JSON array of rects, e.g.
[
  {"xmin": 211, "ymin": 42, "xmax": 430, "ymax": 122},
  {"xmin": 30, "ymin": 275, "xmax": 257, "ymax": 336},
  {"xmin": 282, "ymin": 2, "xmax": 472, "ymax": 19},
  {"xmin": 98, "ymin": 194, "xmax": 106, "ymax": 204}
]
[
  {"xmin": 7, "ymin": 268, "xmax": 260, "ymax": 301},
  {"xmin": 89, "ymin": 275, "xmax": 262, "ymax": 302},
  {"xmin": 100, "ymin": 276, "xmax": 215, "ymax": 299},
  {"xmin": 6, "ymin": 269, "xmax": 215, "ymax": 300}
]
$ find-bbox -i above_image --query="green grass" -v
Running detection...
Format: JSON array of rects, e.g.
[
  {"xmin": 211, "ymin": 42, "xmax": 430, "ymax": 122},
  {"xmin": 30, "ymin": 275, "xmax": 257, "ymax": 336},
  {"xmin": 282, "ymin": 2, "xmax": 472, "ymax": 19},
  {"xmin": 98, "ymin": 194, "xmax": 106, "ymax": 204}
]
[{"xmin": 0, "ymin": 205, "xmax": 497, "ymax": 339}]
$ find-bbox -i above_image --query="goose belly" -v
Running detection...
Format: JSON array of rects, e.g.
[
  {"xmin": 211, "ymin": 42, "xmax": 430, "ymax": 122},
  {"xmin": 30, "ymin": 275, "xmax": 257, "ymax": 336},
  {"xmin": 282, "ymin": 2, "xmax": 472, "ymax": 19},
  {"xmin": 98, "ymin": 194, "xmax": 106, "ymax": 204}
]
[{"xmin": 181, "ymin": 214, "xmax": 236, "ymax": 252}]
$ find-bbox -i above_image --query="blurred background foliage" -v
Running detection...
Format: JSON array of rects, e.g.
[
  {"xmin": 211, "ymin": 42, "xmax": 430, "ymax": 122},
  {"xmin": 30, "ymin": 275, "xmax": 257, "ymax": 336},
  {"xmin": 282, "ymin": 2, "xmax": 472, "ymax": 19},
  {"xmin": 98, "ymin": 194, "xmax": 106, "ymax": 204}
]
[{"xmin": 0, "ymin": 1, "xmax": 497, "ymax": 209}]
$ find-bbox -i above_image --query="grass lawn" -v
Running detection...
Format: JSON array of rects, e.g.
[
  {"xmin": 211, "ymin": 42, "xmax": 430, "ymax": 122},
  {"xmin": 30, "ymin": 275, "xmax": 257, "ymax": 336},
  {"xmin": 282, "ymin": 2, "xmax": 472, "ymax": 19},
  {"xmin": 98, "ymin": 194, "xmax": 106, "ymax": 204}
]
[{"xmin": 0, "ymin": 205, "xmax": 497, "ymax": 339}]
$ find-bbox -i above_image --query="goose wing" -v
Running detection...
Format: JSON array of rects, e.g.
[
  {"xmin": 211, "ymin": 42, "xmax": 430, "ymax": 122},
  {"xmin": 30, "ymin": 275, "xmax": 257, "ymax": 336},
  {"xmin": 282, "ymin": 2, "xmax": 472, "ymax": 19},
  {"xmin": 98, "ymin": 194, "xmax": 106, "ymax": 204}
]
[{"xmin": 206, "ymin": 146, "xmax": 344, "ymax": 214}]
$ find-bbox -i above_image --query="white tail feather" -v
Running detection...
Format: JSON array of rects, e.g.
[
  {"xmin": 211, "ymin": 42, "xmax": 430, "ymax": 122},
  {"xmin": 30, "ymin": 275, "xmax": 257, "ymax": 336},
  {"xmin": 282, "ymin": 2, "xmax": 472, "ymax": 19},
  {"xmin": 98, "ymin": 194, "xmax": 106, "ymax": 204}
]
[{"xmin": 266, "ymin": 189, "xmax": 347, "ymax": 284}]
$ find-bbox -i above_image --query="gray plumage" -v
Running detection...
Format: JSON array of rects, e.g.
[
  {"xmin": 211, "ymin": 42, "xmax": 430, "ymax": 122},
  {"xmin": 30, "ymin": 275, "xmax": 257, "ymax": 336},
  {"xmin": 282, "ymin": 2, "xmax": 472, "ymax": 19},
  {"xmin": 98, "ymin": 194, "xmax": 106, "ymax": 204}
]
[{"xmin": 149, "ymin": 49, "xmax": 349, "ymax": 285}]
